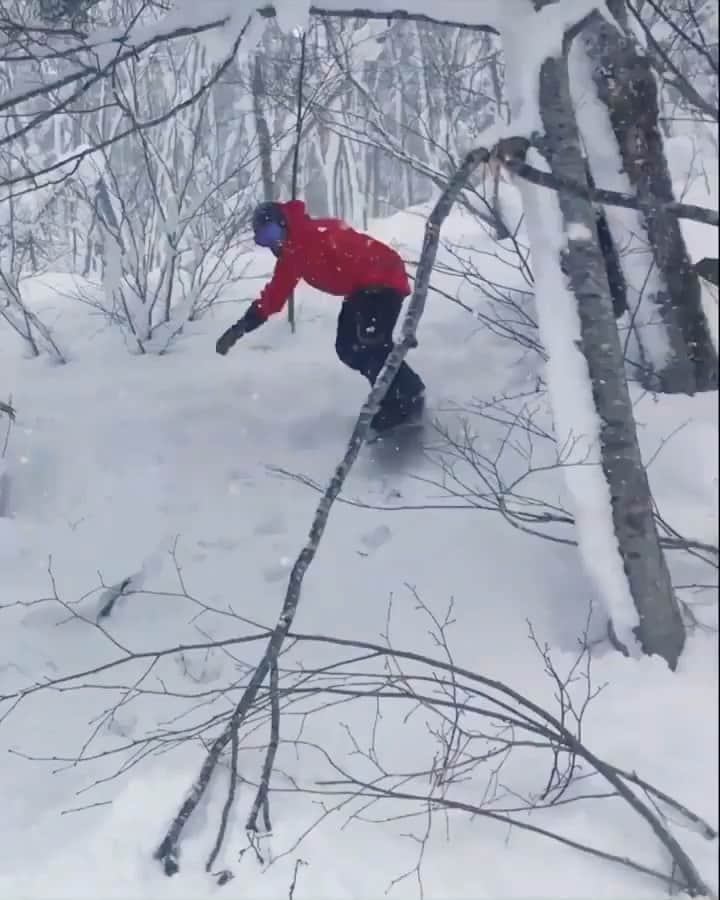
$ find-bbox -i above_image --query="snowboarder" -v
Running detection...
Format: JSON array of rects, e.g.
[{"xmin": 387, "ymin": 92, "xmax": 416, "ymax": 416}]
[{"xmin": 215, "ymin": 201, "xmax": 425, "ymax": 433}]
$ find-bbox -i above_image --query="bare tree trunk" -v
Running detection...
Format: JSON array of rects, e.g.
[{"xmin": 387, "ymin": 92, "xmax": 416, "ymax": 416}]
[
  {"xmin": 580, "ymin": 2, "xmax": 718, "ymax": 394},
  {"xmin": 288, "ymin": 29, "xmax": 308, "ymax": 334},
  {"xmin": 252, "ymin": 54, "xmax": 275, "ymax": 203},
  {"xmin": 520, "ymin": 38, "xmax": 685, "ymax": 667}
]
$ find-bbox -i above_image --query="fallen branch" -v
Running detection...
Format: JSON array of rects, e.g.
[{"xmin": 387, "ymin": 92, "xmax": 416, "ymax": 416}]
[
  {"xmin": 246, "ymin": 656, "xmax": 279, "ymax": 834},
  {"xmin": 604, "ymin": 763, "xmax": 717, "ymax": 841},
  {"xmin": 5, "ymin": 573, "xmax": 714, "ymax": 895},
  {"xmin": 152, "ymin": 146, "xmax": 488, "ymax": 876},
  {"xmin": 277, "ymin": 631, "xmax": 716, "ymax": 898},
  {"xmin": 204, "ymin": 724, "xmax": 240, "ymax": 873},
  {"xmin": 308, "ymin": 778, "xmax": 700, "ymax": 893}
]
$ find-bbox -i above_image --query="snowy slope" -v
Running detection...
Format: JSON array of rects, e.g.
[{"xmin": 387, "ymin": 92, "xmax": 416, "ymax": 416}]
[{"xmin": 0, "ymin": 207, "xmax": 717, "ymax": 899}]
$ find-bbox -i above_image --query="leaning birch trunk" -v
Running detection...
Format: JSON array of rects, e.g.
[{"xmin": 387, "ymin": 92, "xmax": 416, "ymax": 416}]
[
  {"xmin": 579, "ymin": 2, "xmax": 718, "ymax": 394},
  {"xmin": 501, "ymin": 43, "xmax": 685, "ymax": 668},
  {"xmin": 153, "ymin": 148, "xmax": 488, "ymax": 877}
]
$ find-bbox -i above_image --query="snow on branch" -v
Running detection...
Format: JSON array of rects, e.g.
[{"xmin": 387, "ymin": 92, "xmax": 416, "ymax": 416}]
[
  {"xmin": 492, "ymin": 137, "xmax": 719, "ymax": 227},
  {"xmin": 0, "ymin": 19, "xmax": 253, "ymax": 197},
  {"xmin": 0, "ymin": 2, "xmax": 495, "ymax": 131},
  {"xmin": 258, "ymin": 2, "xmax": 499, "ymax": 33},
  {"xmin": 0, "ymin": 2, "xmax": 603, "ymax": 117},
  {"xmin": 258, "ymin": 0, "xmax": 606, "ymax": 38},
  {"xmin": 402, "ymin": 137, "xmax": 717, "ymax": 228},
  {"xmin": 0, "ymin": 15, "xmax": 235, "ymax": 115}
]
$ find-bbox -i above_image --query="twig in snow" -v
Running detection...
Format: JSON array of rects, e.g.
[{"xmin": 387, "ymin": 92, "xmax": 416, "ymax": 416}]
[
  {"xmin": 205, "ymin": 725, "xmax": 240, "ymax": 873},
  {"xmin": 311, "ymin": 776, "xmax": 702, "ymax": 893},
  {"xmin": 60, "ymin": 799, "xmax": 113, "ymax": 816},
  {"xmin": 288, "ymin": 858, "xmax": 308, "ymax": 900},
  {"xmin": 246, "ymin": 656, "xmax": 280, "ymax": 834},
  {"xmin": 613, "ymin": 768, "xmax": 716, "ymax": 841},
  {"xmin": 384, "ymin": 802, "xmax": 432, "ymax": 899},
  {"xmin": 1, "ymin": 396, "xmax": 14, "ymax": 462},
  {"xmin": 7, "ymin": 569, "xmax": 714, "ymax": 895},
  {"xmin": 0, "ymin": 398, "xmax": 15, "ymax": 422},
  {"xmin": 96, "ymin": 576, "xmax": 135, "ymax": 619},
  {"xmin": 527, "ymin": 603, "xmax": 604, "ymax": 805}
]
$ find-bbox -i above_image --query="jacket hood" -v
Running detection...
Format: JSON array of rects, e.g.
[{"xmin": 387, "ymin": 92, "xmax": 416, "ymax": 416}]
[{"xmin": 279, "ymin": 200, "xmax": 309, "ymax": 234}]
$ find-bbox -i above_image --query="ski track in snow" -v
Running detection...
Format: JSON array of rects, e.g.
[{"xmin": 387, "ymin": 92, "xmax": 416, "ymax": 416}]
[{"xmin": 0, "ymin": 210, "xmax": 717, "ymax": 899}]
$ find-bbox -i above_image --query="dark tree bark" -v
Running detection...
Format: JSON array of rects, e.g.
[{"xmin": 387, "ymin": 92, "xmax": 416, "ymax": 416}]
[
  {"xmin": 514, "ymin": 6, "xmax": 685, "ymax": 667},
  {"xmin": 587, "ymin": 163, "xmax": 629, "ymax": 318},
  {"xmin": 579, "ymin": 2, "xmax": 718, "ymax": 394},
  {"xmin": 695, "ymin": 257, "xmax": 719, "ymax": 287}
]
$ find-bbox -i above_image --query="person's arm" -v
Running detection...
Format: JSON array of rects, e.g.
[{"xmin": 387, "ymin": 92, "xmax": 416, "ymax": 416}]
[
  {"xmin": 254, "ymin": 253, "xmax": 301, "ymax": 318},
  {"xmin": 216, "ymin": 255, "xmax": 300, "ymax": 355}
]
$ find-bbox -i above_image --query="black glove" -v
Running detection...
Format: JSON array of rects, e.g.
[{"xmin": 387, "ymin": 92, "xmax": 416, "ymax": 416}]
[
  {"xmin": 216, "ymin": 321, "xmax": 244, "ymax": 355},
  {"xmin": 215, "ymin": 303, "xmax": 266, "ymax": 355},
  {"xmin": 215, "ymin": 321, "xmax": 245, "ymax": 356}
]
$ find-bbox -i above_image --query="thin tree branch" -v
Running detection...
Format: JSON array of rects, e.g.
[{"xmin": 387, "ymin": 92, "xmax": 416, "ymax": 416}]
[
  {"xmin": 204, "ymin": 724, "xmax": 240, "ymax": 872},
  {"xmin": 492, "ymin": 138, "xmax": 718, "ymax": 226},
  {"xmin": 246, "ymin": 656, "xmax": 280, "ymax": 833},
  {"xmin": 259, "ymin": 4, "xmax": 499, "ymax": 34}
]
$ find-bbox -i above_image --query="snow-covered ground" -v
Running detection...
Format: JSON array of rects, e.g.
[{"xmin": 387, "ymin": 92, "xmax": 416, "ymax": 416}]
[{"xmin": 0, "ymin": 207, "xmax": 717, "ymax": 899}]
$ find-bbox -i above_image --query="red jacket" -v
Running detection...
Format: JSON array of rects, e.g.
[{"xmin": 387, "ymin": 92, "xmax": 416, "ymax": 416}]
[{"xmin": 254, "ymin": 200, "xmax": 411, "ymax": 318}]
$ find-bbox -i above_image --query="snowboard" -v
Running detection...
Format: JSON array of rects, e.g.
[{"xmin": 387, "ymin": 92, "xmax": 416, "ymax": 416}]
[
  {"xmin": 366, "ymin": 417, "xmax": 425, "ymax": 446},
  {"xmin": 365, "ymin": 403, "xmax": 427, "ymax": 470}
]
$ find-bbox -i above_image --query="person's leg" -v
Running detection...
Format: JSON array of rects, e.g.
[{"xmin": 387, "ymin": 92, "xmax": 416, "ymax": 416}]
[
  {"xmin": 335, "ymin": 297, "xmax": 360, "ymax": 371},
  {"xmin": 335, "ymin": 288, "xmax": 424, "ymax": 428},
  {"xmin": 335, "ymin": 287, "xmax": 397, "ymax": 379}
]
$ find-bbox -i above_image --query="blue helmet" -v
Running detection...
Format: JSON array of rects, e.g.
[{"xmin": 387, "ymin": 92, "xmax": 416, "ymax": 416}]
[{"xmin": 252, "ymin": 202, "xmax": 286, "ymax": 247}]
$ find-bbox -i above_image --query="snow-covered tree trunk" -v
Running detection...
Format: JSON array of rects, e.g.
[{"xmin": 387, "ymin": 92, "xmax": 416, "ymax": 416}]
[
  {"xmin": 503, "ymin": 36, "xmax": 685, "ymax": 666},
  {"xmin": 579, "ymin": 3, "xmax": 718, "ymax": 394}
]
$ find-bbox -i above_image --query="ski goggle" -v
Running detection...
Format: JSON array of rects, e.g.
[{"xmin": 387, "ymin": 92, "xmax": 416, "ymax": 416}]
[{"xmin": 254, "ymin": 221, "xmax": 284, "ymax": 247}]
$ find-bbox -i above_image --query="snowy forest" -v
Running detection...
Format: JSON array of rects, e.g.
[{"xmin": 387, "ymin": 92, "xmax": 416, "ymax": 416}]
[{"xmin": 0, "ymin": 1, "xmax": 718, "ymax": 897}]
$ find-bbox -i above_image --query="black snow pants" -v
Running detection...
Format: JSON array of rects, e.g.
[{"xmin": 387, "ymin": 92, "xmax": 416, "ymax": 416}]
[{"xmin": 335, "ymin": 287, "xmax": 425, "ymax": 426}]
